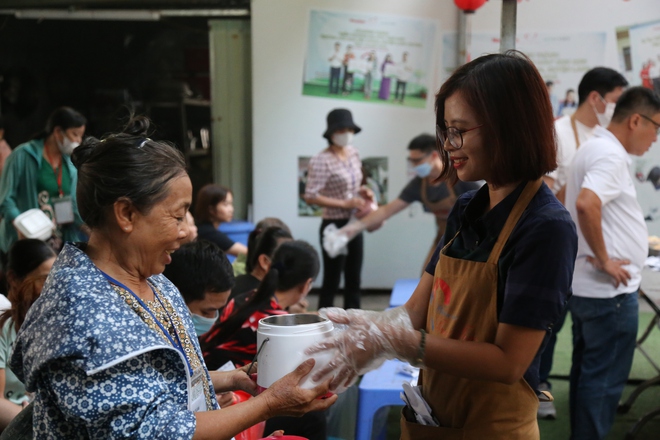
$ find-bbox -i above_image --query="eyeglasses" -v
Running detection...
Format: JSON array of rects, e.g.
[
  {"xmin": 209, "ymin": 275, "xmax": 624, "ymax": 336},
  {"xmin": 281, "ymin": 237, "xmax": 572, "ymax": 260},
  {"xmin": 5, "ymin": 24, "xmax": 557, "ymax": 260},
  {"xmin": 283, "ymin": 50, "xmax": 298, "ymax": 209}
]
[
  {"xmin": 640, "ymin": 114, "xmax": 660, "ymax": 135},
  {"xmin": 436, "ymin": 124, "xmax": 483, "ymax": 150}
]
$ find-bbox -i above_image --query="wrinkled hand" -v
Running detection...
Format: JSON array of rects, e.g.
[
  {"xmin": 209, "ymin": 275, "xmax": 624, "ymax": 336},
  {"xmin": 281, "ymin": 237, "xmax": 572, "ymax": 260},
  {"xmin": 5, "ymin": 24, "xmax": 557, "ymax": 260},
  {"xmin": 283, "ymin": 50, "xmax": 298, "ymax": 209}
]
[
  {"xmin": 587, "ymin": 256, "xmax": 631, "ymax": 288},
  {"xmin": 216, "ymin": 391, "xmax": 235, "ymax": 408},
  {"xmin": 233, "ymin": 363, "xmax": 259, "ymax": 395},
  {"xmin": 306, "ymin": 307, "xmax": 418, "ymax": 392},
  {"xmin": 261, "ymin": 359, "xmax": 338, "ymax": 418}
]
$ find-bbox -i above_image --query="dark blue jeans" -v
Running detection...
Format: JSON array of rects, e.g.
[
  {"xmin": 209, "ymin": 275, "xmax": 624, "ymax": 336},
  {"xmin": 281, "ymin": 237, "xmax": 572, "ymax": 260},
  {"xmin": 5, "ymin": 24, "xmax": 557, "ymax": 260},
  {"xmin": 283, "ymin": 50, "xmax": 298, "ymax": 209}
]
[{"xmin": 569, "ymin": 292, "xmax": 638, "ymax": 440}]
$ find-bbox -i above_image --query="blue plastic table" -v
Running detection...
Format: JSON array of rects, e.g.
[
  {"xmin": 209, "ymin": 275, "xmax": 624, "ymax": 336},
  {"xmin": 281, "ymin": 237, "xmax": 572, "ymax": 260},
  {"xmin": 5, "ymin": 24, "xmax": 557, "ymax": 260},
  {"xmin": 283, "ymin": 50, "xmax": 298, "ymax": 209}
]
[
  {"xmin": 389, "ymin": 278, "xmax": 420, "ymax": 308},
  {"xmin": 218, "ymin": 221, "xmax": 254, "ymax": 262},
  {"xmin": 356, "ymin": 359, "xmax": 418, "ymax": 440}
]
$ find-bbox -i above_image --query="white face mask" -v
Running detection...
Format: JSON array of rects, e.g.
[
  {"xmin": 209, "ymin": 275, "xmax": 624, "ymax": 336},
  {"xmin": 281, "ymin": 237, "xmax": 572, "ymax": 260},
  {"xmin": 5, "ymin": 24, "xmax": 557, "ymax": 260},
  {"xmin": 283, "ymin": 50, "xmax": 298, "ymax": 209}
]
[
  {"xmin": 593, "ymin": 96, "xmax": 616, "ymax": 128},
  {"xmin": 57, "ymin": 131, "xmax": 80, "ymax": 156},
  {"xmin": 332, "ymin": 132, "xmax": 354, "ymax": 147}
]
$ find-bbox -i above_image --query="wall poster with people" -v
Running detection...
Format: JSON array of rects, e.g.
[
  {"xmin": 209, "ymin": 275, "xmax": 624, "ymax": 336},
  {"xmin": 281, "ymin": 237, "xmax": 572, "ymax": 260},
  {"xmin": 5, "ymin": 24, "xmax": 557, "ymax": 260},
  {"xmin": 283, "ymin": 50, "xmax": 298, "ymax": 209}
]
[
  {"xmin": 443, "ymin": 32, "xmax": 606, "ymax": 118},
  {"xmin": 617, "ymin": 19, "xmax": 660, "ymax": 235},
  {"xmin": 302, "ymin": 9, "xmax": 437, "ymax": 109},
  {"xmin": 298, "ymin": 156, "xmax": 389, "ymax": 216}
]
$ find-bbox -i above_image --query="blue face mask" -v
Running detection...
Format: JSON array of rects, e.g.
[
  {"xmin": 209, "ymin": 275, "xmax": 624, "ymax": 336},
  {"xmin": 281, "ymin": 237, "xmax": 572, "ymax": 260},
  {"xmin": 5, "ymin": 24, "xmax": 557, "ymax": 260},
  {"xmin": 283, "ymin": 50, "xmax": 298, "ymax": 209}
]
[
  {"xmin": 414, "ymin": 161, "xmax": 433, "ymax": 178},
  {"xmin": 191, "ymin": 311, "xmax": 218, "ymax": 336}
]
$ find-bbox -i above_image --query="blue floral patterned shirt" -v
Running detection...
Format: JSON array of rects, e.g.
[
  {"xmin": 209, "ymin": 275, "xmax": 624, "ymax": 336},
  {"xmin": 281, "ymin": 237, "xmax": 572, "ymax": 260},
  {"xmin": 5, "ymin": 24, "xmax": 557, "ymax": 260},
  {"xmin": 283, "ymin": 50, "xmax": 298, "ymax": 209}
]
[{"xmin": 10, "ymin": 243, "xmax": 219, "ymax": 439}]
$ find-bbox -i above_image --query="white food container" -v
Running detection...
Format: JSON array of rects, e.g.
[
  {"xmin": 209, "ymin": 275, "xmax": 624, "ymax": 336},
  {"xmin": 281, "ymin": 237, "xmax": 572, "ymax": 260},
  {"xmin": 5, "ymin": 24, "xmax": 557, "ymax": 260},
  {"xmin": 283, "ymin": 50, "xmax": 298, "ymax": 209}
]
[
  {"xmin": 13, "ymin": 209, "xmax": 54, "ymax": 241},
  {"xmin": 256, "ymin": 314, "xmax": 334, "ymax": 390}
]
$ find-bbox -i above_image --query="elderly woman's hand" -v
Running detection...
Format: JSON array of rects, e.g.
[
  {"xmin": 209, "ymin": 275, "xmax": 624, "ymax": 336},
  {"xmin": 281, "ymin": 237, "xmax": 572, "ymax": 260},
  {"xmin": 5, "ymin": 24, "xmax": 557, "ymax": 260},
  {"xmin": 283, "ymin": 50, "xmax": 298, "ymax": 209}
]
[
  {"xmin": 209, "ymin": 365, "xmax": 258, "ymax": 396},
  {"xmin": 305, "ymin": 307, "xmax": 419, "ymax": 392},
  {"xmin": 260, "ymin": 359, "xmax": 338, "ymax": 418}
]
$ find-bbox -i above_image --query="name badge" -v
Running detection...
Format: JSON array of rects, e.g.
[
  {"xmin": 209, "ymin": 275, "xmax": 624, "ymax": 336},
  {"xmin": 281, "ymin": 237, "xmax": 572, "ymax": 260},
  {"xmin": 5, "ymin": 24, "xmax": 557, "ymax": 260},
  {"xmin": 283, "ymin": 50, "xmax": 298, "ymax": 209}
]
[
  {"xmin": 189, "ymin": 367, "xmax": 207, "ymax": 412},
  {"xmin": 52, "ymin": 197, "xmax": 74, "ymax": 225}
]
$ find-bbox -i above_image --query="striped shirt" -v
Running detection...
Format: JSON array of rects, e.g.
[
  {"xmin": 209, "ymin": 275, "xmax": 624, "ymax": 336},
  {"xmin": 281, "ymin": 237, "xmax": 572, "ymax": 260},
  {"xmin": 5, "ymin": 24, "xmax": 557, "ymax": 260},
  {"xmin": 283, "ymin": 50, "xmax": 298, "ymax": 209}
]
[{"xmin": 305, "ymin": 145, "xmax": 363, "ymax": 219}]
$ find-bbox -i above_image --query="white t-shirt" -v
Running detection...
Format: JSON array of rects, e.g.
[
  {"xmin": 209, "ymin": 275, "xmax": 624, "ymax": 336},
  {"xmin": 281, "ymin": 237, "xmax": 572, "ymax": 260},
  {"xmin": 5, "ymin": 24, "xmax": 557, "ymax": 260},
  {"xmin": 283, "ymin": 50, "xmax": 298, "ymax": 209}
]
[
  {"xmin": 565, "ymin": 126, "xmax": 647, "ymax": 299},
  {"xmin": 549, "ymin": 115, "xmax": 597, "ymax": 194},
  {"xmin": 328, "ymin": 51, "xmax": 342, "ymax": 69}
]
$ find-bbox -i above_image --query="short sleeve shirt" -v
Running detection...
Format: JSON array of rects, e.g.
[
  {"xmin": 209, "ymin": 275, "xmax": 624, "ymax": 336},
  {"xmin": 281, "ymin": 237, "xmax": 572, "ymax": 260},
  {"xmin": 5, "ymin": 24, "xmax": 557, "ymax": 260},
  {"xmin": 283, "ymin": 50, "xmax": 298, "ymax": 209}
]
[
  {"xmin": 398, "ymin": 178, "xmax": 481, "ymax": 213},
  {"xmin": 425, "ymin": 182, "xmax": 577, "ymax": 390},
  {"xmin": 304, "ymin": 146, "xmax": 363, "ymax": 219},
  {"xmin": 565, "ymin": 127, "xmax": 647, "ymax": 298},
  {"xmin": 197, "ymin": 222, "xmax": 235, "ymax": 252}
]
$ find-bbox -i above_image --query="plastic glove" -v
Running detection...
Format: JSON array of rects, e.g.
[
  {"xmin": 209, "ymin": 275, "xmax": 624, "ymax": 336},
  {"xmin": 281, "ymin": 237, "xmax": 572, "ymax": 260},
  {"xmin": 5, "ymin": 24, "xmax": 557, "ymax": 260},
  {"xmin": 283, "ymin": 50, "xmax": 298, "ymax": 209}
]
[
  {"xmin": 323, "ymin": 223, "xmax": 349, "ymax": 258},
  {"xmin": 339, "ymin": 219, "xmax": 367, "ymax": 240},
  {"xmin": 305, "ymin": 306, "xmax": 419, "ymax": 392}
]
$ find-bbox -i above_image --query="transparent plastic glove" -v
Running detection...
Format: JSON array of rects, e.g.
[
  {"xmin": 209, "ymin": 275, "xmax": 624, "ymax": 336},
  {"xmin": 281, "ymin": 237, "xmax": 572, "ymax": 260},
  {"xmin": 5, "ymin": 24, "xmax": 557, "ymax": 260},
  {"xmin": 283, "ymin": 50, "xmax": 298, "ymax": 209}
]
[
  {"xmin": 305, "ymin": 306, "xmax": 418, "ymax": 392},
  {"xmin": 323, "ymin": 223, "xmax": 349, "ymax": 258},
  {"xmin": 338, "ymin": 219, "xmax": 367, "ymax": 240}
]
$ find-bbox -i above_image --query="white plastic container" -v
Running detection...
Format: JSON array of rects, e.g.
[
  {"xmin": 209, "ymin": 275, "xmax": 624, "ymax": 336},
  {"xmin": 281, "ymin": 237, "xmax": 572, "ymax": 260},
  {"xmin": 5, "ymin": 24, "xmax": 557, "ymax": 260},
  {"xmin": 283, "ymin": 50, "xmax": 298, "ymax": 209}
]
[
  {"xmin": 13, "ymin": 209, "xmax": 54, "ymax": 241},
  {"xmin": 256, "ymin": 314, "xmax": 334, "ymax": 390}
]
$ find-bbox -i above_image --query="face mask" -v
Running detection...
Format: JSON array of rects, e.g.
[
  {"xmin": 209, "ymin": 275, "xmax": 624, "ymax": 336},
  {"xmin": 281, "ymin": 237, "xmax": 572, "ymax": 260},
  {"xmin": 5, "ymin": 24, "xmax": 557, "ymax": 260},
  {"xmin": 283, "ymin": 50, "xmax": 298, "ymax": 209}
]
[
  {"xmin": 413, "ymin": 161, "xmax": 433, "ymax": 178},
  {"xmin": 57, "ymin": 132, "xmax": 80, "ymax": 156},
  {"xmin": 191, "ymin": 311, "xmax": 218, "ymax": 336},
  {"xmin": 332, "ymin": 132, "xmax": 353, "ymax": 147},
  {"xmin": 593, "ymin": 96, "xmax": 616, "ymax": 128}
]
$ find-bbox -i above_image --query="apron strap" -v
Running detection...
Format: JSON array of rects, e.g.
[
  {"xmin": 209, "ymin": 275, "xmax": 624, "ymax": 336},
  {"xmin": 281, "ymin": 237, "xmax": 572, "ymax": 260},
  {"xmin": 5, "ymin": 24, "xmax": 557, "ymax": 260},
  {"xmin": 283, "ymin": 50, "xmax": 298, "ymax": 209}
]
[{"xmin": 487, "ymin": 179, "xmax": 543, "ymax": 264}]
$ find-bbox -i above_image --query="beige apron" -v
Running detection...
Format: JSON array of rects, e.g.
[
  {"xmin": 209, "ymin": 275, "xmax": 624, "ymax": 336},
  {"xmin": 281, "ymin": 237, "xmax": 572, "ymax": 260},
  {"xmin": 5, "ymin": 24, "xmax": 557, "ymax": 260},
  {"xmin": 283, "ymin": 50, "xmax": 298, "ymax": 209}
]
[{"xmin": 401, "ymin": 180, "xmax": 542, "ymax": 440}]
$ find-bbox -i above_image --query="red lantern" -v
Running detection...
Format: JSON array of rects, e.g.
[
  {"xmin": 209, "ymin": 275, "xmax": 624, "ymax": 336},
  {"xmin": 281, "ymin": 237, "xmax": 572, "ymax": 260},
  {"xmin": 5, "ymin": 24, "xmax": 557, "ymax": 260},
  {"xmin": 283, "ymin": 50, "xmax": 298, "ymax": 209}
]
[{"xmin": 454, "ymin": 0, "xmax": 487, "ymax": 13}]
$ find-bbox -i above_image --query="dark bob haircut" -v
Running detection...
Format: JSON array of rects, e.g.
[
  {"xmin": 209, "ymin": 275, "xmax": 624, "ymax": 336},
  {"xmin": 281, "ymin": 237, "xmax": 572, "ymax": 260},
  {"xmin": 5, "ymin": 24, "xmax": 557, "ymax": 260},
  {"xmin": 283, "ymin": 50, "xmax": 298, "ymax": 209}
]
[
  {"xmin": 435, "ymin": 51, "xmax": 557, "ymax": 187},
  {"xmin": 164, "ymin": 240, "xmax": 235, "ymax": 304},
  {"xmin": 72, "ymin": 116, "xmax": 187, "ymax": 229},
  {"xmin": 194, "ymin": 184, "xmax": 232, "ymax": 224}
]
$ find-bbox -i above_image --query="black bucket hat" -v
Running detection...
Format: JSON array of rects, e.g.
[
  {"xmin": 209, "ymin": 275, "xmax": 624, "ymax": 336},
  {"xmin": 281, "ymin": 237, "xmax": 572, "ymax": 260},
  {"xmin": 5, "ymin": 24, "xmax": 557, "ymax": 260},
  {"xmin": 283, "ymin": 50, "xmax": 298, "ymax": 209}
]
[{"xmin": 323, "ymin": 108, "xmax": 362, "ymax": 140}]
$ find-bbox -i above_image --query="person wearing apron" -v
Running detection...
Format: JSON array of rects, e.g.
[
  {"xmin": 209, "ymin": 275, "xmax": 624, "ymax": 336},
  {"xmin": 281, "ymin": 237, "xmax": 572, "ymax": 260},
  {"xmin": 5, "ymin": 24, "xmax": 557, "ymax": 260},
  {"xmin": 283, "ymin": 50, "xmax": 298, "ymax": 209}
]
[{"xmin": 308, "ymin": 52, "xmax": 578, "ymax": 439}]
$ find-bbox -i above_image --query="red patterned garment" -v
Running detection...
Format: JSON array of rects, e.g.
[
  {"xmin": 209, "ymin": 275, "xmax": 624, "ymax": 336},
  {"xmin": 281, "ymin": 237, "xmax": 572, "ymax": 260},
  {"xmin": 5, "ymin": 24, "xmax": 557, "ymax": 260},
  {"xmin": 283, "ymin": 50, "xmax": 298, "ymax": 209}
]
[{"xmin": 199, "ymin": 289, "xmax": 287, "ymax": 370}]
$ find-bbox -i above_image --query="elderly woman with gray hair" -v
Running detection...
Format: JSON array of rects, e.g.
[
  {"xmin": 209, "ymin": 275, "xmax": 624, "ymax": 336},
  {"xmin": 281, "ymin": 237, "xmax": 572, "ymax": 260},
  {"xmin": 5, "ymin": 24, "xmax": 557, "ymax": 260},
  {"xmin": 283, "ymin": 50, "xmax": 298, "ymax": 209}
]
[{"xmin": 9, "ymin": 116, "xmax": 336, "ymax": 439}]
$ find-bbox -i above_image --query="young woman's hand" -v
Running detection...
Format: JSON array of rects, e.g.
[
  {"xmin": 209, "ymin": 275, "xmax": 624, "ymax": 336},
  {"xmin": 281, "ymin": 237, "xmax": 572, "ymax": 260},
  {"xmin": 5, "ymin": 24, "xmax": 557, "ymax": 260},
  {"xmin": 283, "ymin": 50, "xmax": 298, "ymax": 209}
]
[{"xmin": 306, "ymin": 307, "xmax": 419, "ymax": 391}]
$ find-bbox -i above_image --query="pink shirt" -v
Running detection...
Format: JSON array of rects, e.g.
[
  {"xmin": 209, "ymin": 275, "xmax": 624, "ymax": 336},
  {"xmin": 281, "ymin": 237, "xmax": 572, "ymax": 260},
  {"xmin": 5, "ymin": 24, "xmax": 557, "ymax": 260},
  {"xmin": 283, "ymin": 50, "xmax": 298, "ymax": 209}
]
[{"xmin": 305, "ymin": 145, "xmax": 362, "ymax": 219}]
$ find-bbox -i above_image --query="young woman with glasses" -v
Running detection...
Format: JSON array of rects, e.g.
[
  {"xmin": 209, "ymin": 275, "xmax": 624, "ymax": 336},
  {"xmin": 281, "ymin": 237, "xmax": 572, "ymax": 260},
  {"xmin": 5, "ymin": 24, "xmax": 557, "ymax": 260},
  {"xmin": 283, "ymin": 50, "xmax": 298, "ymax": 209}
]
[{"xmin": 308, "ymin": 51, "xmax": 578, "ymax": 439}]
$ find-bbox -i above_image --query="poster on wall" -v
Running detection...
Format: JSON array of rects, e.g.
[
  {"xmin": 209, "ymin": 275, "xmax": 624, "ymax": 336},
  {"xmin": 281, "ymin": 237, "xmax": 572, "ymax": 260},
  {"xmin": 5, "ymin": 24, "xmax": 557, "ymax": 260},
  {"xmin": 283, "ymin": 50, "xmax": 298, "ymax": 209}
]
[
  {"xmin": 443, "ymin": 32, "xmax": 606, "ymax": 117},
  {"xmin": 617, "ymin": 20, "xmax": 660, "ymax": 91},
  {"xmin": 616, "ymin": 19, "xmax": 660, "ymax": 235},
  {"xmin": 298, "ymin": 156, "xmax": 389, "ymax": 216},
  {"xmin": 302, "ymin": 9, "xmax": 437, "ymax": 109}
]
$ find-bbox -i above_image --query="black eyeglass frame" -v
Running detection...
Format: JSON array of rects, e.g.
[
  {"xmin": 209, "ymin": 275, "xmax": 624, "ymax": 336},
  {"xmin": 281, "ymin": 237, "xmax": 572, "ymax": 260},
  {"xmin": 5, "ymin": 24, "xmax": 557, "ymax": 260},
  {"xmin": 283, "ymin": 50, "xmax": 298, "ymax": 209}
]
[
  {"xmin": 639, "ymin": 114, "xmax": 660, "ymax": 135},
  {"xmin": 436, "ymin": 124, "xmax": 483, "ymax": 150}
]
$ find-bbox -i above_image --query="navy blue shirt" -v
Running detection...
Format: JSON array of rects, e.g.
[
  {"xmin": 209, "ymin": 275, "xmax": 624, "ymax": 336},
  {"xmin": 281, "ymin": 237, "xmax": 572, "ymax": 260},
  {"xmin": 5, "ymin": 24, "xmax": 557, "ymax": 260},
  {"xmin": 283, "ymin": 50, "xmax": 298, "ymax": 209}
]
[
  {"xmin": 425, "ymin": 181, "xmax": 577, "ymax": 390},
  {"xmin": 197, "ymin": 222, "xmax": 235, "ymax": 252}
]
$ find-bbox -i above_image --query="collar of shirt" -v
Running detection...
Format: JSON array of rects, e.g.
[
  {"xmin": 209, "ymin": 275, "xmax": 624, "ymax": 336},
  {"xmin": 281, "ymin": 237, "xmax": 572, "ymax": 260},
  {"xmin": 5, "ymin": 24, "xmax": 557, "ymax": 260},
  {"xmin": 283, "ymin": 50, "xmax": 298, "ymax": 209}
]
[
  {"xmin": 593, "ymin": 126, "xmax": 632, "ymax": 165},
  {"xmin": 459, "ymin": 182, "xmax": 527, "ymax": 248}
]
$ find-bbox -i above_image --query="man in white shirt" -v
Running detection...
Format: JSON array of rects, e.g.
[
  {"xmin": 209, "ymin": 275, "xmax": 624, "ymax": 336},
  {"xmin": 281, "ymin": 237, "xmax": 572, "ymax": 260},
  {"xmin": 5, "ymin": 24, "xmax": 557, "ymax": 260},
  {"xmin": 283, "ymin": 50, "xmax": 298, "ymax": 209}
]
[
  {"xmin": 328, "ymin": 42, "xmax": 343, "ymax": 95},
  {"xmin": 538, "ymin": 67, "xmax": 628, "ymax": 420},
  {"xmin": 543, "ymin": 67, "xmax": 628, "ymax": 204},
  {"xmin": 394, "ymin": 52, "xmax": 413, "ymax": 103},
  {"xmin": 565, "ymin": 87, "xmax": 660, "ymax": 440}
]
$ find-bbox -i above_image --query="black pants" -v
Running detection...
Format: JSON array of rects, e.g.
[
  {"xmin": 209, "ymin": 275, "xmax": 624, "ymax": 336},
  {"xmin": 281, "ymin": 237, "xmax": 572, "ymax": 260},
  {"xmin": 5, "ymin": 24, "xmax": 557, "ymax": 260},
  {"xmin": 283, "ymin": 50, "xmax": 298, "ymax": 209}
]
[
  {"xmin": 319, "ymin": 218, "xmax": 363, "ymax": 309},
  {"xmin": 395, "ymin": 80, "xmax": 407, "ymax": 102},
  {"xmin": 329, "ymin": 67, "xmax": 341, "ymax": 94}
]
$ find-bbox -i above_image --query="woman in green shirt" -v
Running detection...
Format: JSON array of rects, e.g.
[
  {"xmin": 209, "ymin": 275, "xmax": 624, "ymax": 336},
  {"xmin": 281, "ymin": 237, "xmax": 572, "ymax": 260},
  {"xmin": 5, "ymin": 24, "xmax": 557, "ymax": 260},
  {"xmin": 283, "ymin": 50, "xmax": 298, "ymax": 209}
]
[{"xmin": 0, "ymin": 107, "xmax": 86, "ymax": 253}]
